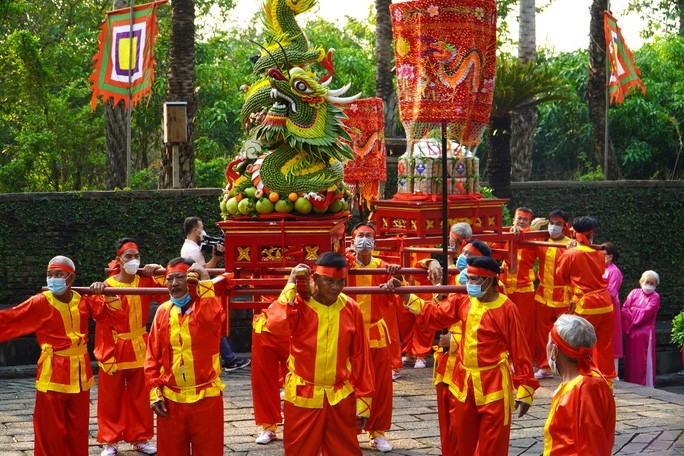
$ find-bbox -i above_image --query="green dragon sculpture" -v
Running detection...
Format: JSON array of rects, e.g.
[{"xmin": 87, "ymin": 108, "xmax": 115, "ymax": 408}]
[{"xmin": 221, "ymin": 0, "xmax": 359, "ymax": 218}]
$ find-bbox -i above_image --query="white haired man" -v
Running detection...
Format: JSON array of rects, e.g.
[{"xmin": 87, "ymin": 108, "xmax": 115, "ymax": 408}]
[
  {"xmin": 544, "ymin": 314, "xmax": 616, "ymax": 455},
  {"xmin": 0, "ymin": 256, "xmax": 122, "ymax": 456}
]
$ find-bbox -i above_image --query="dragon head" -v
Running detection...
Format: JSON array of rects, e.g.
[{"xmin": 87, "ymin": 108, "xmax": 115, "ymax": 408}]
[{"xmin": 253, "ymin": 66, "xmax": 360, "ymax": 162}]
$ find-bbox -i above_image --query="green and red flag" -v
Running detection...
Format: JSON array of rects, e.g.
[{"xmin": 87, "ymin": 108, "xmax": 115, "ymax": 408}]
[
  {"xmin": 604, "ymin": 11, "xmax": 646, "ymax": 105},
  {"xmin": 89, "ymin": 1, "xmax": 166, "ymax": 110}
]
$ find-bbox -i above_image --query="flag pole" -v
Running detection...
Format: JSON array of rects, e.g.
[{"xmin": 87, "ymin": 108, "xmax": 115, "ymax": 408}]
[
  {"xmin": 604, "ymin": 0, "xmax": 611, "ymax": 181},
  {"xmin": 126, "ymin": 0, "xmax": 135, "ymax": 188}
]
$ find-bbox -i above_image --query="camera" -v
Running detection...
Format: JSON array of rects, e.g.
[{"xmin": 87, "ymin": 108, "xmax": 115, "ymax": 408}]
[{"xmin": 200, "ymin": 232, "xmax": 225, "ymax": 255}]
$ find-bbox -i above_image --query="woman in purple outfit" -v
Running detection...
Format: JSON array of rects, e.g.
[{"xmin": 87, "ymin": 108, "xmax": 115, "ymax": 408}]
[
  {"xmin": 602, "ymin": 243, "xmax": 623, "ymax": 377},
  {"xmin": 622, "ymin": 270, "xmax": 661, "ymax": 387}
]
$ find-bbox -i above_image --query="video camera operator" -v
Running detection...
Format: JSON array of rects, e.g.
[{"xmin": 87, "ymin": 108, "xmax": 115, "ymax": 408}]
[{"xmin": 181, "ymin": 216, "xmax": 225, "ymax": 269}]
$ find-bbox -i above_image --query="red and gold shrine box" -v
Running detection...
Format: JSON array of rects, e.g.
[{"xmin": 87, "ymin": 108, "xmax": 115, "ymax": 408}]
[
  {"xmin": 217, "ymin": 217, "xmax": 348, "ymax": 270},
  {"xmin": 372, "ymin": 198, "xmax": 508, "ymax": 237}
]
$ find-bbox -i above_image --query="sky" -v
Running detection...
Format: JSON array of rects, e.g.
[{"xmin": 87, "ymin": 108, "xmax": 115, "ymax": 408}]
[{"xmin": 223, "ymin": 0, "xmax": 646, "ymax": 53}]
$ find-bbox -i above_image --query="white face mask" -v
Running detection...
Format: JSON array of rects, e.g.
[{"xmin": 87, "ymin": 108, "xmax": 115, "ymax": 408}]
[
  {"xmin": 549, "ymin": 357, "xmax": 559, "ymax": 375},
  {"xmin": 642, "ymin": 284, "xmax": 656, "ymax": 295},
  {"xmin": 548, "ymin": 224, "xmax": 563, "ymax": 238},
  {"xmin": 354, "ymin": 237, "xmax": 375, "ymax": 252},
  {"xmin": 122, "ymin": 259, "xmax": 141, "ymax": 274}
]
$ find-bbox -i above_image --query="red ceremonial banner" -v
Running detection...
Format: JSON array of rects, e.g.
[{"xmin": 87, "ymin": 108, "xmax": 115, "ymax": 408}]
[
  {"xmin": 390, "ymin": 0, "xmax": 497, "ymax": 147},
  {"xmin": 338, "ymin": 98, "xmax": 387, "ymax": 208}
]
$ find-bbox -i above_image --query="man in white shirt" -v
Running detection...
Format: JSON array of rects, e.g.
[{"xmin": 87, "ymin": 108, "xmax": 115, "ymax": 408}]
[
  {"xmin": 181, "ymin": 216, "xmax": 224, "ymax": 268},
  {"xmin": 180, "ymin": 216, "xmax": 250, "ymax": 372}
]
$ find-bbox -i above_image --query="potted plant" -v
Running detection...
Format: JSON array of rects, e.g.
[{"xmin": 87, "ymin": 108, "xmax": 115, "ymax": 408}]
[{"xmin": 671, "ymin": 309, "xmax": 684, "ymax": 374}]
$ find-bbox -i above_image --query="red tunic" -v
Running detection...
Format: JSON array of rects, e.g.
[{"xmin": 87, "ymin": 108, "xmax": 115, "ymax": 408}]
[
  {"xmin": 145, "ymin": 280, "xmax": 225, "ymax": 404},
  {"xmin": 543, "ymin": 371, "xmax": 616, "ymax": 455}
]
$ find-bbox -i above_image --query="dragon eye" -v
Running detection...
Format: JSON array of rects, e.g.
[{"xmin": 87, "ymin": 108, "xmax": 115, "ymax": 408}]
[{"xmin": 293, "ymin": 79, "xmax": 313, "ymax": 93}]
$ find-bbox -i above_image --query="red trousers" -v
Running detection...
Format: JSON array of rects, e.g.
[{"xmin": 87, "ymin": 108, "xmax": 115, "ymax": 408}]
[
  {"xmin": 535, "ymin": 305, "xmax": 566, "ymax": 370},
  {"xmin": 454, "ymin": 378, "xmax": 510, "ymax": 456},
  {"xmin": 34, "ymin": 389, "xmax": 90, "ymax": 456},
  {"xmin": 251, "ymin": 329, "xmax": 289, "ymax": 429},
  {"xmin": 97, "ymin": 367, "xmax": 154, "ymax": 444},
  {"xmin": 157, "ymin": 395, "xmax": 224, "ymax": 456},
  {"xmin": 436, "ymin": 382, "xmax": 459, "ymax": 456},
  {"xmin": 508, "ymin": 291, "xmax": 536, "ymax": 361},
  {"xmin": 582, "ymin": 311, "xmax": 616, "ymax": 379},
  {"xmin": 396, "ymin": 304, "xmax": 434, "ymax": 357},
  {"xmin": 366, "ymin": 345, "xmax": 393, "ymax": 436},
  {"xmin": 283, "ymin": 394, "xmax": 361, "ymax": 456}
]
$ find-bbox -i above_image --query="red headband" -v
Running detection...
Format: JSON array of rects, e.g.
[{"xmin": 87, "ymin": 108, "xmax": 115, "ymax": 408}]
[
  {"xmin": 48, "ymin": 263, "xmax": 74, "ymax": 274},
  {"xmin": 166, "ymin": 262, "xmax": 191, "ymax": 276},
  {"xmin": 462, "ymin": 243, "xmax": 483, "ymax": 257},
  {"xmin": 575, "ymin": 229, "xmax": 594, "ymax": 245},
  {"xmin": 352, "ymin": 225, "xmax": 375, "ymax": 238},
  {"xmin": 515, "ymin": 209, "xmax": 532, "ymax": 219},
  {"xmin": 315, "ymin": 265, "xmax": 348, "ymax": 278},
  {"xmin": 550, "ymin": 325, "xmax": 595, "ymax": 375},
  {"xmin": 117, "ymin": 241, "xmax": 139, "ymax": 257},
  {"xmin": 549, "ymin": 217, "xmax": 566, "ymax": 224},
  {"xmin": 466, "ymin": 265, "xmax": 498, "ymax": 278}
]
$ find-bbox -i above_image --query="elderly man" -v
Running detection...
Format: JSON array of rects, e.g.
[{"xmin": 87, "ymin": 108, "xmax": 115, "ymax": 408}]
[
  {"xmin": 346, "ymin": 222, "xmax": 402, "ymax": 452},
  {"xmin": 557, "ymin": 216, "xmax": 616, "ymax": 382},
  {"xmin": 145, "ymin": 259, "xmax": 226, "ymax": 456},
  {"xmin": 96, "ymin": 238, "xmax": 164, "ymax": 456},
  {"xmin": 543, "ymin": 314, "xmax": 616, "ymax": 455},
  {"xmin": 0, "ymin": 256, "xmax": 121, "ymax": 456},
  {"xmin": 389, "ymin": 256, "xmax": 539, "ymax": 455},
  {"xmin": 265, "ymin": 252, "xmax": 374, "ymax": 456}
]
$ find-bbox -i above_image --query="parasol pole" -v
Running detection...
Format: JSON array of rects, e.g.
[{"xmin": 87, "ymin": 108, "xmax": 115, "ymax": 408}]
[
  {"xmin": 441, "ymin": 119, "xmax": 449, "ymax": 285},
  {"xmin": 604, "ymin": 0, "xmax": 611, "ymax": 181}
]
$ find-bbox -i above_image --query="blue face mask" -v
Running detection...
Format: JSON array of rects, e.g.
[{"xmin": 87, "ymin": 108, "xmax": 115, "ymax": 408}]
[
  {"xmin": 466, "ymin": 279, "xmax": 491, "ymax": 298},
  {"xmin": 455, "ymin": 254, "xmax": 468, "ymax": 270},
  {"xmin": 170, "ymin": 293, "xmax": 192, "ymax": 308},
  {"xmin": 458, "ymin": 269, "xmax": 468, "ymax": 285},
  {"xmin": 47, "ymin": 277, "xmax": 68, "ymax": 295}
]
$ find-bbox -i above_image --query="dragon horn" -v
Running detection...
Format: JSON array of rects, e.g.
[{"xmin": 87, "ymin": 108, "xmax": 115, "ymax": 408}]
[
  {"xmin": 326, "ymin": 92, "xmax": 362, "ymax": 104},
  {"xmin": 326, "ymin": 82, "xmax": 352, "ymax": 97}
]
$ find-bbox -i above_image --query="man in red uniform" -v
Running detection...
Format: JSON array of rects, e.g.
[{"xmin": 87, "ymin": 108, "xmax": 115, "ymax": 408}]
[
  {"xmin": 145, "ymin": 259, "xmax": 226, "ymax": 456},
  {"xmin": 543, "ymin": 314, "xmax": 615, "ymax": 455},
  {"xmin": 500, "ymin": 207, "xmax": 540, "ymax": 363},
  {"xmin": 0, "ymin": 256, "xmax": 122, "ymax": 456},
  {"xmin": 533, "ymin": 210, "xmax": 571, "ymax": 379},
  {"xmin": 556, "ymin": 216, "xmax": 616, "ymax": 382},
  {"xmin": 389, "ymin": 255, "xmax": 539, "ymax": 455},
  {"xmin": 97, "ymin": 238, "xmax": 165, "ymax": 456},
  {"xmin": 265, "ymin": 252, "xmax": 374, "ymax": 456},
  {"xmin": 346, "ymin": 223, "xmax": 402, "ymax": 452}
]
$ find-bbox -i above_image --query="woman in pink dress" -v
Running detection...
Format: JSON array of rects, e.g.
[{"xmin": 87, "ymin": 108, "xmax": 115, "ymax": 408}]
[
  {"xmin": 622, "ymin": 270, "xmax": 661, "ymax": 387},
  {"xmin": 602, "ymin": 243, "xmax": 623, "ymax": 377}
]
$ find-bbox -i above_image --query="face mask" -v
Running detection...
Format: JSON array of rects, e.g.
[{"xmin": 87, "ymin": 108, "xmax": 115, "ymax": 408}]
[
  {"xmin": 548, "ymin": 224, "xmax": 563, "ymax": 238},
  {"xmin": 455, "ymin": 254, "xmax": 468, "ymax": 270},
  {"xmin": 200, "ymin": 229, "xmax": 207, "ymax": 239},
  {"xmin": 467, "ymin": 278, "xmax": 492, "ymax": 298},
  {"xmin": 354, "ymin": 237, "xmax": 374, "ymax": 252},
  {"xmin": 122, "ymin": 259, "xmax": 140, "ymax": 274},
  {"xmin": 458, "ymin": 269, "xmax": 467, "ymax": 285},
  {"xmin": 47, "ymin": 277, "xmax": 68, "ymax": 295},
  {"xmin": 170, "ymin": 293, "xmax": 192, "ymax": 308},
  {"xmin": 642, "ymin": 284, "xmax": 656, "ymax": 295}
]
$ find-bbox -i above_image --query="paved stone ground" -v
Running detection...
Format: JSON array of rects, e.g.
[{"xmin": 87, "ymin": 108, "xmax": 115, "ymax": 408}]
[{"xmin": 0, "ymin": 362, "xmax": 682, "ymax": 455}]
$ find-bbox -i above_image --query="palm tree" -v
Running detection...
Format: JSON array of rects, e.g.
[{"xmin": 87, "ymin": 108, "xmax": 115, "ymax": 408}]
[
  {"xmin": 375, "ymin": 0, "xmax": 399, "ymax": 139},
  {"xmin": 159, "ymin": 0, "xmax": 196, "ymax": 188},
  {"xmin": 510, "ymin": 0, "xmax": 537, "ymax": 182},
  {"xmin": 486, "ymin": 55, "xmax": 569, "ymax": 198},
  {"xmin": 104, "ymin": 0, "xmax": 129, "ymax": 189}
]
